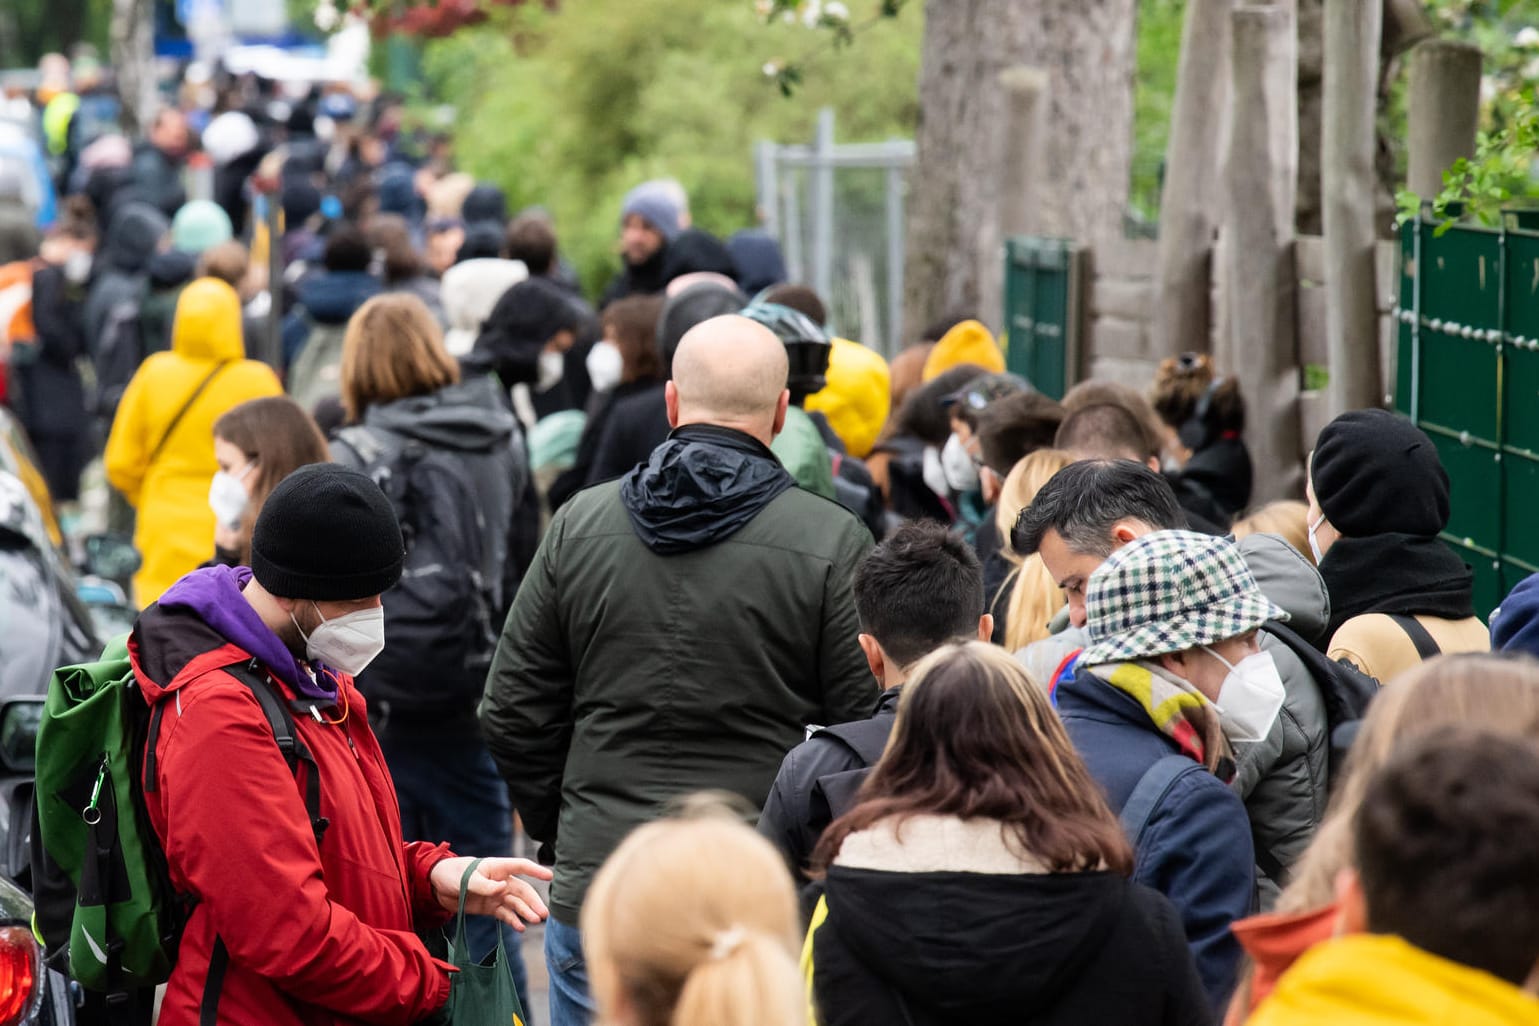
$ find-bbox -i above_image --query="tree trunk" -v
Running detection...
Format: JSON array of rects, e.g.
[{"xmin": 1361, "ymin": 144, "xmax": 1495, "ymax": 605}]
[
  {"xmin": 1321, "ymin": 0, "xmax": 1383, "ymax": 414},
  {"xmin": 1151, "ymin": 0, "xmax": 1233, "ymax": 361},
  {"xmin": 903, "ymin": 0, "xmax": 1137, "ymax": 340},
  {"xmin": 1225, "ymin": 3, "xmax": 1300, "ymax": 499},
  {"xmin": 111, "ymin": 0, "xmax": 156, "ymax": 137},
  {"xmin": 1296, "ymin": 0, "xmax": 1324, "ymax": 236},
  {"xmin": 1406, "ymin": 39, "xmax": 1482, "ymax": 203}
]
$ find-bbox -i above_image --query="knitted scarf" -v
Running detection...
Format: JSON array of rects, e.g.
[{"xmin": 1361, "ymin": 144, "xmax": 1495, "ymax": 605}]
[{"xmin": 1089, "ymin": 660, "xmax": 1233, "ymax": 777}]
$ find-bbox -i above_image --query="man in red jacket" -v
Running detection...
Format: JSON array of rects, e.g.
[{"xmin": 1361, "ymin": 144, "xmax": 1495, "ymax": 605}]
[{"xmin": 130, "ymin": 463, "xmax": 549, "ymax": 1026}]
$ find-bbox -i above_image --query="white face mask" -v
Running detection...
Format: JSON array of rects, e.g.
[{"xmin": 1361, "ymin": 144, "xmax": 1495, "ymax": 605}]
[
  {"xmin": 64, "ymin": 250, "xmax": 93, "ymax": 284},
  {"xmin": 921, "ymin": 445, "xmax": 949, "ymax": 498},
  {"xmin": 940, "ymin": 433, "xmax": 980, "ymax": 494},
  {"xmin": 585, "ymin": 340, "xmax": 623, "ymax": 392},
  {"xmin": 208, "ymin": 463, "xmax": 254, "ymax": 529},
  {"xmin": 1307, "ymin": 514, "xmax": 1327, "ymax": 563},
  {"xmin": 292, "ymin": 602, "xmax": 386, "ymax": 676},
  {"xmin": 1205, "ymin": 646, "xmax": 1287, "ymax": 743},
  {"xmin": 536, "ymin": 348, "xmax": 566, "ymax": 392}
]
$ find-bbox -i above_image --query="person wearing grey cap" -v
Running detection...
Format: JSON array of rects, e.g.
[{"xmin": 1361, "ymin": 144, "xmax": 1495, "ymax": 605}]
[
  {"xmin": 126, "ymin": 463, "xmax": 551, "ymax": 1026},
  {"xmin": 598, "ymin": 180, "xmax": 684, "ymax": 308}
]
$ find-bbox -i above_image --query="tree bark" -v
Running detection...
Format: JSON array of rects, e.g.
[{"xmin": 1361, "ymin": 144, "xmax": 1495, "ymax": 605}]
[
  {"xmin": 1152, "ymin": 0, "xmax": 1233, "ymax": 361},
  {"xmin": 1321, "ymin": 0, "xmax": 1382, "ymax": 414},
  {"xmin": 1295, "ymin": 0, "xmax": 1324, "ymax": 236},
  {"xmin": 1406, "ymin": 39, "xmax": 1482, "ymax": 203},
  {"xmin": 1225, "ymin": 4, "xmax": 1300, "ymax": 499},
  {"xmin": 989, "ymin": 65, "xmax": 1049, "ymax": 328},
  {"xmin": 903, "ymin": 0, "xmax": 1137, "ymax": 339},
  {"xmin": 111, "ymin": 0, "xmax": 156, "ymax": 137}
]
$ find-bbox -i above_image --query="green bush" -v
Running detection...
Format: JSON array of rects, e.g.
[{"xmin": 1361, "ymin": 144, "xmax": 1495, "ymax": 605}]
[{"xmin": 420, "ymin": 0, "xmax": 922, "ymax": 297}]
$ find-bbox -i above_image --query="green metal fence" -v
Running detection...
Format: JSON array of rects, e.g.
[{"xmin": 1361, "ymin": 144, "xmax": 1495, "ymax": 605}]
[
  {"xmin": 1394, "ymin": 217, "xmax": 1539, "ymax": 617},
  {"xmin": 1002, "ymin": 236, "xmax": 1081, "ymax": 400}
]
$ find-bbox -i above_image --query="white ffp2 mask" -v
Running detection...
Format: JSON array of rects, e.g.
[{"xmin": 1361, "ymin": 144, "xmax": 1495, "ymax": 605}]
[
  {"xmin": 293, "ymin": 603, "xmax": 386, "ymax": 677},
  {"xmin": 1206, "ymin": 646, "xmax": 1287, "ymax": 743},
  {"xmin": 585, "ymin": 340, "xmax": 623, "ymax": 392}
]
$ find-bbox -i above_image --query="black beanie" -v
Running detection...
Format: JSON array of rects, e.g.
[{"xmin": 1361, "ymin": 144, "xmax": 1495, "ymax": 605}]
[
  {"xmin": 251, "ymin": 464, "xmax": 405, "ymax": 600},
  {"xmin": 656, "ymin": 281, "xmax": 748, "ymax": 376},
  {"xmin": 1310, "ymin": 409, "xmax": 1450, "ymax": 538}
]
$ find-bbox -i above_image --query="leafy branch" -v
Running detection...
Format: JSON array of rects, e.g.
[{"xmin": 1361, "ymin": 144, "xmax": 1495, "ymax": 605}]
[
  {"xmin": 755, "ymin": 0, "xmax": 910, "ymax": 97},
  {"xmin": 1396, "ymin": 95, "xmax": 1539, "ymax": 232}
]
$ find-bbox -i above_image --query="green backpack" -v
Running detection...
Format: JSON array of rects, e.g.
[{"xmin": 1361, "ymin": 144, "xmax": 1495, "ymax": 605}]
[{"xmin": 32, "ymin": 634, "xmax": 324, "ymax": 1006}]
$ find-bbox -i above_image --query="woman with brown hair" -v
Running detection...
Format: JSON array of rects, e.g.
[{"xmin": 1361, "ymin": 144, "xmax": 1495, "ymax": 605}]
[
  {"xmin": 804, "ymin": 642, "xmax": 1208, "ymax": 1026},
  {"xmin": 329, "ymin": 291, "xmax": 534, "ymax": 1006},
  {"xmin": 209, "ymin": 396, "xmax": 330, "ymax": 565},
  {"xmin": 582, "ymin": 814, "xmax": 806, "ymax": 1026},
  {"xmin": 1150, "ymin": 351, "xmax": 1252, "ymax": 530},
  {"xmin": 1224, "ymin": 654, "xmax": 1539, "ymax": 1023},
  {"xmin": 547, "ymin": 292, "xmax": 665, "ymax": 511}
]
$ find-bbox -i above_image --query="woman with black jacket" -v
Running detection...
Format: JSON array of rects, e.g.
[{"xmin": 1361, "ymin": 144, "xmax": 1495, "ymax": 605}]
[{"xmin": 805, "ymin": 642, "xmax": 1210, "ymax": 1026}]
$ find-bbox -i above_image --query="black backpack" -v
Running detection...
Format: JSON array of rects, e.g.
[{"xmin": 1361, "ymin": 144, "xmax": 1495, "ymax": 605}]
[
  {"xmin": 1260, "ymin": 620, "xmax": 1380, "ymax": 781},
  {"xmin": 92, "ymin": 296, "xmax": 145, "ymax": 421},
  {"xmin": 334, "ymin": 425, "xmax": 499, "ymax": 720}
]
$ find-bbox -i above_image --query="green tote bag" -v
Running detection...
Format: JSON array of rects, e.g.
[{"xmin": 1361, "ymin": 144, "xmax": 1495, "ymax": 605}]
[{"xmin": 442, "ymin": 859, "xmax": 529, "ymax": 1026}]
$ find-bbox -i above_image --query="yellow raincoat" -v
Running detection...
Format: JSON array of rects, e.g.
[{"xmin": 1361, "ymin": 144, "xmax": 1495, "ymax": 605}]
[{"xmin": 105, "ymin": 278, "xmax": 282, "ymax": 606}]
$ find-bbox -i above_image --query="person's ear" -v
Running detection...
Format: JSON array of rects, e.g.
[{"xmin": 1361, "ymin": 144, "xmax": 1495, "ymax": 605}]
[
  {"xmin": 980, "ymin": 467, "xmax": 1002, "ymax": 506},
  {"xmin": 1146, "ymin": 455, "xmax": 1161, "ymax": 473},
  {"xmin": 1110, "ymin": 520, "xmax": 1142, "ymax": 547},
  {"xmin": 1334, "ymin": 867, "xmax": 1368, "ymax": 937},
  {"xmin": 857, "ymin": 634, "xmax": 886, "ymax": 685},
  {"xmin": 976, "ymin": 614, "xmax": 995, "ymax": 642},
  {"xmin": 665, "ymin": 380, "xmax": 681, "ymax": 429},
  {"xmin": 771, "ymin": 389, "xmax": 789, "ymax": 438},
  {"xmin": 1158, "ymin": 650, "xmax": 1188, "ymax": 676}
]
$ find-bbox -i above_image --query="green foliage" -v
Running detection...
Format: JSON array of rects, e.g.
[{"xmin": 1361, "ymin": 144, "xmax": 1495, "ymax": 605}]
[
  {"xmin": 423, "ymin": 0, "xmax": 921, "ymax": 296},
  {"xmin": 1131, "ymin": 0, "xmax": 1186, "ymax": 227}
]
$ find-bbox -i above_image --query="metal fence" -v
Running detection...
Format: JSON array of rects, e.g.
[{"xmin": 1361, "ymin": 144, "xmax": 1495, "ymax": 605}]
[{"xmin": 755, "ymin": 109, "xmax": 914, "ymax": 357}]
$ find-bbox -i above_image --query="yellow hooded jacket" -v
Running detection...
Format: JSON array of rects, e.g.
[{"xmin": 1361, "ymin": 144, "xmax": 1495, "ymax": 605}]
[
  {"xmin": 105, "ymin": 278, "xmax": 282, "ymax": 606},
  {"xmin": 805, "ymin": 337, "xmax": 891, "ymax": 459},
  {"xmin": 1248, "ymin": 934, "xmax": 1539, "ymax": 1026},
  {"xmin": 921, "ymin": 319, "xmax": 1005, "ymax": 382}
]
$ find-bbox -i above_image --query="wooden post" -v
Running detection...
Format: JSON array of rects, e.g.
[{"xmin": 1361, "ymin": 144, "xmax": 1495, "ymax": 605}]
[
  {"xmin": 1407, "ymin": 39, "xmax": 1482, "ymax": 204},
  {"xmin": 1321, "ymin": 0, "xmax": 1383, "ymax": 415},
  {"xmin": 1152, "ymin": 0, "xmax": 1233, "ymax": 361},
  {"xmin": 1226, "ymin": 4, "xmax": 1301, "ymax": 500}
]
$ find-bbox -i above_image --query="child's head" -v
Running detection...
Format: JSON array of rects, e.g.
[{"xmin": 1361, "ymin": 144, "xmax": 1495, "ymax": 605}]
[{"xmin": 1348, "ymin": 728, "xmax": 1539, "ymax": 986}]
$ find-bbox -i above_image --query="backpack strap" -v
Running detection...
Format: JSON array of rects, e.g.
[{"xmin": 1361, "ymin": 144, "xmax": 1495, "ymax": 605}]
[
  {"xmin": 1120, "ymin": 755, "xmax": 1202, "ymax": 851},
  {"xmin": 1387, "ymin": 613, "xmax": 1442, "ymax": 660},
  {"xmin": 146, "ymin": 362, "xmax": 230, "ymax": 465}
]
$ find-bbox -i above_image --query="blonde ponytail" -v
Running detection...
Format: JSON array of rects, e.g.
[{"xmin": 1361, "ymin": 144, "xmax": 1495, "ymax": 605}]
[
  {"xmin": 583, "ymin": 814, "xmax": 807, "ymax": 1026},
  {"xmin": 671, "ymin": 929, "xmax": 805, "ymax": 1026}
]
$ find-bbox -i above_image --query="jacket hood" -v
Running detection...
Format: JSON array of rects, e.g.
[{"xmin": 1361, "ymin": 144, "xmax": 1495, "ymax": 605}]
[
  {"xmin": 102, "ymin": 201, "xmax": 169, "ymax": 273},
  {"xmin": 131, "ymin": 565, "xmax": 338, "ymax": 703},
  {"xmin": 726, "ymin": 229, "xmax": 787, "ymax": 296},
  {"xmin": 1239, "ymin": 533, "xmax": 1330, "ymax": 645},
  {"xmin": 465, "ymin": 276, "xmax": 581, "ymax": 386},
  {"xmin": 824, "ymin": 858, "xmax": 1134, "ymax": 1021},
  {"xmin": 440, "ymin": 257, "xmax": 528, "ymax": 332},
  {"xmin": 363, "ymin": 374, "xmax": 517, "ymax": 453},
  {"xmin": 148, "ymin": 248, "xmax": 197, "ymax": 289},
  {"xmin": 619, "ymin": 424, "xmax": 795, "ymax": 555},
  {"xmin": 298, "ymin": 269, "xmax": 381, "ymax": 325},
  {"xmin": 172, "ymin": 277, "xmax": 246, "ymax": 361},
  {"xmin": 1253, "ymin": 933, "xmax": 1539, "ymax": 1026}
]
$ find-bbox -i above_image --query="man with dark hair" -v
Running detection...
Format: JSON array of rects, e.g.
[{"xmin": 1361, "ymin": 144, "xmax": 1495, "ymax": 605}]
[
  {"xmin": 757, "ymin": 520, "xmax": 993, "ymax": 879},
  {"xmin": 505, "ymin": 213, "xmax": 557, "ymax": 278},
  {"xmin": 762, "ymin": 283, "xmax": 827, "ymax": 327},
  {"xmin": 976, "ymin": 390, "xmax": 1066, "ymax": 483},
  {"xmin": 1252, "ymin": 730, "xmax": 1539, "ymax": 1024},
  {"xmin": 1054, "ymin": 401, "xmax": 1161, "ymax": 467}
]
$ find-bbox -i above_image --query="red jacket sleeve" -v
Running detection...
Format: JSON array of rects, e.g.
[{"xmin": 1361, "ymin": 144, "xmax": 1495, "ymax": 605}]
[
  {"xmin": 405, "ymin": 840, "xmax": 456, "ymax": 928},
  {"xmin": 155, "ymin": 684, "xmax": 452, "ymax": 1025}
]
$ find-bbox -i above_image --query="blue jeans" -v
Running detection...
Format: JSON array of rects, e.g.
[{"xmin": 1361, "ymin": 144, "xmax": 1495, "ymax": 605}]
[
  {"xmin": 545, "ymin": 916, "xmax": 596, "ymax": 1026},
  {"xmin": 377, "ymin": 726, "xmax": 532, "ymax": 1018}
]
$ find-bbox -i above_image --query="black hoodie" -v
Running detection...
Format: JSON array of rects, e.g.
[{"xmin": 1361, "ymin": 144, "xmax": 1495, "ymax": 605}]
[{"xmin": 810, "ymin": 837, "xmax": 1211, "ymax": 1026}]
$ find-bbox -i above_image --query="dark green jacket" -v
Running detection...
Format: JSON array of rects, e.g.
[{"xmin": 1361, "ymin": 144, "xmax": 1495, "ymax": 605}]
[{"xmin": 479, "ymin": 425, "xmax": 875, "ymax": 924}]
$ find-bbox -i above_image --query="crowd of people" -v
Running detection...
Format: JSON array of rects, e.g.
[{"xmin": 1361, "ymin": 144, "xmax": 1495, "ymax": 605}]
[{"xmin": 5, "ymin": 52, "xmax": 1539, "ymax": 1026}]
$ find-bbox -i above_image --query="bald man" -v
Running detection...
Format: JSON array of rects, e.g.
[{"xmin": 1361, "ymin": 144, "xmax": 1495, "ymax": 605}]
[{"xmin": 480, "ymin": 315, "xmax": 874, "ymax": 1026}]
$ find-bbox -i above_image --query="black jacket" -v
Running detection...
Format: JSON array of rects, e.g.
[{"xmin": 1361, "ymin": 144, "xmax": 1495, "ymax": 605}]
[
  {"xmin": 758, "ymin": 687, "xmax": 899, "ymax": 879},
  {"xmin": 479, "ymin": 424, "xmax": 876, "ymax": 924},
  {"xmin": 598, "ymin": 246, "xmax": 669, "ymax": 309},
  {"xmin": 1169, "ymin": 437, "xmax": 1252, "ymax": 531},
  {"xmin": 584, "ymin": 380, "xmax": 670, "ymax": 486},
  {"xmin": 808, "ymin": 833, "xmax": 1210, "ymax": 1026},
  {"xmin": 548, "ymin": 377, "xmax": 659, "ymax": 510}
]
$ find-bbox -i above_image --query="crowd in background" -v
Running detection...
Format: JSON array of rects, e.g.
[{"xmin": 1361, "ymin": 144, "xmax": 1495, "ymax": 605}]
[{"xmin": 5, "ymin": 48, "xmax": 1539, "ymax": 1026}]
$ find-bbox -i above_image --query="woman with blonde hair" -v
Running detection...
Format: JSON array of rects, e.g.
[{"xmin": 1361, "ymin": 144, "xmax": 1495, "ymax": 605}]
[
  {"xmin": 330, "ymin": 292, "xmax": 534, "ymax": 1000},
  {"xmin": 1232, "ymin": 500, "xmax": 1313, "ymax": 566},
  {"xmin": 583, "ymin": 815, "xmax": 806, "ymax": 1026},
  {"xmin": 209, "ymin": 396, "xmax": 330, "ymax": 566},
  {"xmin": 1225, "ymin": 654, "xmax": 1539, "ymax": 1023},
  {"xmin": 992, "ymin": 448, "xmax": 1074, "ymax": 649},
  {"xmin": 805, "ymin": 642, "xmax": 1208, "ymax": 1026}
]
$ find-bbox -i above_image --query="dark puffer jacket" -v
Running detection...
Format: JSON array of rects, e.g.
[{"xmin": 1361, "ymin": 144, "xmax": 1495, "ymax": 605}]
[{"xmin": 479, "ymin": 424, "xmax": 875, "ymax": 925}]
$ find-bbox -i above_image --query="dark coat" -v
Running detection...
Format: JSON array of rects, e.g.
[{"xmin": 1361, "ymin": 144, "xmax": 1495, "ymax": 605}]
[
  {"xmin": 598, "ymin": 245, "xmax": 668, "ymax": 309},
  {"xmin": 83, "ymin": 202, "xmax": 168, "ymax": 355},
  {"xmin": 584, "ymin": 380, "xmax": 670, "ymax": 486},
  {"xmin": 547, "ymin": 377, "xmax": 659, "ymax": 511},
  {"xmin": 807, "ymin": 839, "xmax": 1210, "ymax": 1026},
  {"xmin": 12, "ymin": 265, "xmax": 91, "ymax": 499},
  {"xmin": 1057, "ymin": 667, "xmax": 1255, "ymax": 1014},
  {"xmin": 130, "ymin": 143, "xmax": 187, "ymax": 219},
  {"xmin": 1169, "ymin": 436, "xmax": 1252, "ymax": 531},
  {"xmin": 479, "ymin": 424, "xmax": 876, "ymax": 925}
]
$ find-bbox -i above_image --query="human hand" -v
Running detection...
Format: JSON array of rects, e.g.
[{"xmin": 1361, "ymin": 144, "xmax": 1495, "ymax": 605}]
[{"xmin": 430, "ymin": 856, "xmax": 552, "ymax": 931}]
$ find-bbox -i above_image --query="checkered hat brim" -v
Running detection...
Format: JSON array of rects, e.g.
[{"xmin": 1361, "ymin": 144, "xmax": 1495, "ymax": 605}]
[{"xmin": 1079, "ymin": 530, "xmax": 1288, "ymax": 666}]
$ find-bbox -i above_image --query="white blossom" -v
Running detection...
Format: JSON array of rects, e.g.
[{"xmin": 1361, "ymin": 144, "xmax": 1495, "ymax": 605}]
[
  {"xmin": 824, "ymin": 1, "xmax": 849, "ymax": 22},
  {"xmin": 1516, "ymin": 26, "xmax": 1539, "ymax": 49},
  {"xmin": 314, "ymin": 0, "xmax": 339, "ymax": 32}
]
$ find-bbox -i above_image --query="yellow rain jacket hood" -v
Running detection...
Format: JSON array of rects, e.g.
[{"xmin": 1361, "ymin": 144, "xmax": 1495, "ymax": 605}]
[
  {"xmin": 1250, "ymin": 934, "xmax": 1539, "ymax": 1026},
  {"xmin": 921, "ymin": 319, "xmax": 1005, "ymax": 381},
  {"xmin": 806, "ymin": 337, "xmax": 890, "ymax": 459},
  {"xmin": 105, "ymin": 277, "xmax": 282, "ymax": 606}
]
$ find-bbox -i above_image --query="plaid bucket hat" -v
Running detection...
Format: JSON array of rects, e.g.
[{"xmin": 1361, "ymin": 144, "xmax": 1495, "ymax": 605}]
[{"xmin": 1079, "ymin": 530, "xmax": 1287, "ymax": 667}]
